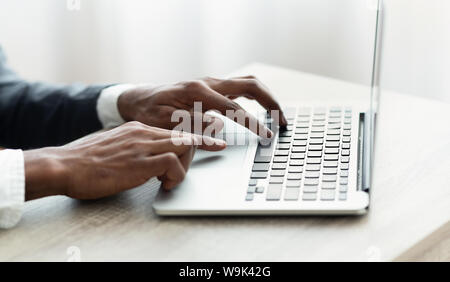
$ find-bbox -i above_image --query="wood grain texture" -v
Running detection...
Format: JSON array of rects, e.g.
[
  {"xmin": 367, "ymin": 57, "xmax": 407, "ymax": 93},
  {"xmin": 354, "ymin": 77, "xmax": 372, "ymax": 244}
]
[{"xmin": 1, "ymin": 64, "xmax": 449, "ymax": 261}]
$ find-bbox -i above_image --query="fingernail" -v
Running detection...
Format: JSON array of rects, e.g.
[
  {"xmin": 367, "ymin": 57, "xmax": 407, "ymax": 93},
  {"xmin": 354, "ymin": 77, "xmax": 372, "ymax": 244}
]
[
  {"xmin": 267, "ymin": 129, "xmax": 274, "ymax": 138},
  {"xmin": 216, "ymin": 139, "xmax": 227, "ymax": 147}
]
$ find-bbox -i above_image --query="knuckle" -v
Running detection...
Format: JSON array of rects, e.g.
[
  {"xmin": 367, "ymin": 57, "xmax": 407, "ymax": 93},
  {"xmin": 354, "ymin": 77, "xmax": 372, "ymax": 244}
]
[
  {"xmin": 184, "ymin": 80, "xmax": 206, "ymax": 92},
  {"xmin": 247, "ymin": 78, "xmax": 260, "ymax": 88},
  {"xmin": 163, "ymin": 152, "xmax": 179, "ymax": 164}
]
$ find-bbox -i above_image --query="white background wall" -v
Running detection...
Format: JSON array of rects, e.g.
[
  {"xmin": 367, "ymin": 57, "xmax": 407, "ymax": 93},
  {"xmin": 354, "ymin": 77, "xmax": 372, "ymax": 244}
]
[{"xmin": 0, "ymin": 0, "xmax": 448, "ymax": 102}]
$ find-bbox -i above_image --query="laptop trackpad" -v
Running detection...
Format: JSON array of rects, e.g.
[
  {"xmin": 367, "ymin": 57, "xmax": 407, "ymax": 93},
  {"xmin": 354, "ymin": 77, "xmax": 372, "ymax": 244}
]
[{"xmin": 153, "ymin": 131, "xmax": 255, "ymax": 210}]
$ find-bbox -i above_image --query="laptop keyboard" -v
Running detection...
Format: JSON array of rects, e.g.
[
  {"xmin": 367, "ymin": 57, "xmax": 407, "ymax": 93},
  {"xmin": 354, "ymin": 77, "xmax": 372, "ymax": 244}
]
[{"xmin": 246, "ymin": 106, "xmax": 352, "ymax": 202}]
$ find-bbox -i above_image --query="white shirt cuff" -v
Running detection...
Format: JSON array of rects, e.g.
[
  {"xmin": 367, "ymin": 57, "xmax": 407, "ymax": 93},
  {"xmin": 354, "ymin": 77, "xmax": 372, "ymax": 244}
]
[
  {"xmin": 96, "ymin": 84, "xmax": 137, "ymax": 128},
  {"xmin": 0, "ymin": 149, "xmax": 25, "ymax": 229}
]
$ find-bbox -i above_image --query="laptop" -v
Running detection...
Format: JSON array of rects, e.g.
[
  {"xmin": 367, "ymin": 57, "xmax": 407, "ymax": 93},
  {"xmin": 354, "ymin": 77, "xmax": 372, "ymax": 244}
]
[{"xmin": 153, "ymin": 0, "xmax": 382, "ymax": 215}]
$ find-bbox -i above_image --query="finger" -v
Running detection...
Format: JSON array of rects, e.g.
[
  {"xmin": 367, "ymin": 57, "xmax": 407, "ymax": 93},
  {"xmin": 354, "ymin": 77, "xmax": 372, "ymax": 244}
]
[
  {"xmin": 196, "ymin": 86, "xmax": 274, "ymax": 139},
  {"xmin": 188, "ymin": 111, "xmax": 225, "ymax": 136},
  {"xmin": 208, "ymin": 78, "xmax": 287, "ymax": 126},
  {"xmin": 149, "ymin": 138, "xmax": 196, "ymax": 157},
  {"xmin": 150, "ymin": 136, "xmax": 226, "ymax": 153},
  {"xmin": 149, "ymin": 152, "xmax": 186, "ymax": 190}
]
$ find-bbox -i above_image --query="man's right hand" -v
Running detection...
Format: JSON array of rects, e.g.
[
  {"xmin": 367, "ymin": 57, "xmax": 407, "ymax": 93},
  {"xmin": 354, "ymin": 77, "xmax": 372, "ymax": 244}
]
[{"xmin": 23, "ymin": 122, "xmax": 226, "ymax": 201}]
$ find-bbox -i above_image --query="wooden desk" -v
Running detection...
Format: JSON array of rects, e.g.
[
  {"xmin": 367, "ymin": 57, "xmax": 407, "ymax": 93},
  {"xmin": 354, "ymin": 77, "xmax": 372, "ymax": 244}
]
[{"xmin": 1, "ymin": 64, "xmax": 449, "ymax": 261}]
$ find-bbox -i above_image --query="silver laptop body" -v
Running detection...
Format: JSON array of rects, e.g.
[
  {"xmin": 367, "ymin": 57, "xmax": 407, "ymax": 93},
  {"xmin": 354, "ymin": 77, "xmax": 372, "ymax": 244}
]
[{"xmin": 153, "ymin": 0, "xmax": 382, "ymax": 215}]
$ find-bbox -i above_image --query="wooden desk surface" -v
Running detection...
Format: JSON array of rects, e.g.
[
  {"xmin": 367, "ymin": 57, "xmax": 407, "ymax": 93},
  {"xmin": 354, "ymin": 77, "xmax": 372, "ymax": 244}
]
[{"xmin": 1, "ymin": 64, "xmax": 450, "ymax": 261}]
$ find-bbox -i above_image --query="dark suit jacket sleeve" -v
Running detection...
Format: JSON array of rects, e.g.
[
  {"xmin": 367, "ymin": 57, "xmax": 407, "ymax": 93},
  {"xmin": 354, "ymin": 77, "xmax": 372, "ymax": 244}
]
[{"xmin": 0, "ymin": 46, "xmax": 111, "ymax": 149}]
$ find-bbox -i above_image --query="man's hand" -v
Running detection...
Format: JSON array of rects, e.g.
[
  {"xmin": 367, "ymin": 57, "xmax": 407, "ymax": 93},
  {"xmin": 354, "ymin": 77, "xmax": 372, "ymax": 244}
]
[
  {"xmin": 23, "ymin": 122, "xmax": 226, "ymax": 201},
  {"xmin": 117, "ymin": 76, "xmax": 288, "ymax": 138}
]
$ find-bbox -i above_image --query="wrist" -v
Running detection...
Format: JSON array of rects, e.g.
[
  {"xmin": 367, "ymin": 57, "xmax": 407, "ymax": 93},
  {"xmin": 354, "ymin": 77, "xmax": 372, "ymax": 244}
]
[{"xmin": 23, "ymin": 148, "xmax": 69, "ymax": 200}]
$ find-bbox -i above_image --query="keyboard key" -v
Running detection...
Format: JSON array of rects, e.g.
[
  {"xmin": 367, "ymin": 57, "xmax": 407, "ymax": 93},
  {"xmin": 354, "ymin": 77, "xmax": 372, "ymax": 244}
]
[
  {"xmin": 272, "ymin": 163, "xmax": 287, "ymax": 170},
  {"xmin": 296, "ymin": 122, "xmax": 309, "ymax": 128},
  {"xmin": 342, "ymin": 143, "xmax": 350, "ymax": 149},
  {"xmin": 302, "ymin": 193, "xmax": 317, "ymax": 201},
  {"xmin": 326, "ymin": 135, "xmax": 340, "ymax": 142},
  {"xmin": 322, "ymin": 182, "xmax": 336, "ymax": 189},
  {"xmin": 330, "ymin": 107, "xmax": 341, "ymax": 112},
  {"xmin": 341, "ymin": 156, "xmax": 350, "ymax": 163},
  {"xmin": 328, "ymin": 124, "xmax": 341, "ymax": 129},
  {"xmin": 339, "ymin": 193, "xmax": 347, "ymax": 201},
  {"xmin": 341, "ymin": 149, "xmax": 350, "ymax": 156},
  {"xmin": 339, "ymin": 185, "xmax": 348, "ymax": 192},
  {"xmin": 247, "ymin": 186, "xmax": 256, "ymax": 193},
  {"xmin": 284, "ymin": 188, "xmax": 300, "ymax": 201},
  {"xmin": 293, "ymin": 140, "xmax": 307, "ymax": 146},
  {"xmin": 305, "ymin": 171, "xmax": 320, "ymax": 178},
  {"xmin": 309, "ymin": 145, "xmax": 323, "ymax": 151},
  {"xmin": 266, "ymin": 184, "xmax": 282, "ymax": 201},
  {"xmin": 308, "ymin": 151, "xmax": 322, "ymax": 158},
  {"xmin": 276, "ymin": 144, "xmax": 290, "ymax": 150},
  {"xmin": 297, "ymin": 117, "xmax": 310, "ymax": 122},
  {"xmin": 251, "ymin": 172, "xmax": 267, "ymax": 179},
  {"xmin": 311, "ymin": 127, "xmax": 325, "ymax": 133},
  {"xmin": 295, "ymin": 128, "xmax": 309, "ymax": 134},
  {"xmin": 289, "ymin": 160, "xmax": 304, "ymax": 166},
  {"xmin": 324, "ymin": 154, "xmax": 339, "ymax": 161},
  {"xmin": 325, "ymin": 142, "xmax": 340, "ymax": 148},
  {"xmin": 297, "ymin": 108, "xmax": 311, "ymax": 116},
  {"xmin": 256, "ymin": 186, "xmax": 265, "ymax": 193},
  {"xmin": 291, "ymin": 146, "xmax": 306, "ymax": 153},
  {"xmin": 310, "ymin": 132, "xmax": 324, "ymax": 138},
  {"xmin": 273, "ymin": 156, "xmax": 288, "ymax": 163},
  {"xmin": 278, "ymin": 137, "xmax": 291, "ymax": 143},
  {"xmin": 275, "ymin": 150, "xmax": 289, "ymax": 156},
  {"xmin": 340, "ymin": 170, "xmax": 349, "ymax": 177},
  {"xmin": 344, "ymin": 118, "xmax": 352, "ymax": 124},
  {"xmin": 245, "ymin": 193, "xmax": 254, "ymax": 201},
  {"xmin": 328, "ymin": 118, "xmax": 341, "ymax": 123},
  {"xmin": 269, "ymin": 177, "xmax": 284, "ymax": 184},
  {"xmin": 270, "ymin": 170, "xmax": 285, "ymax": 177},
  {"xmin": 288, "ymin": 166, "xmax": 303, "ymax": 173},
  {"xmin": 321, "ymin": 190, "xmax": 335, "ymax": 201},
  {"xmin": 249, "ymin": 179, "xmax": 257, "ymax": 186},
  {"xmin": 312, "ymin": 121, "xmax": 325, "ymax": 127},
  {"xmin": 286, "ymin": 180, "xmax": 301, "ymax": 187},
  {"xmin": 329, "ymin": 113, "xmax": 341, "ymax": 118},
  {"xmin": 252, "ymin": 163, "xmax": 270, "ymax": 171},
  {"xmin": 323, "ymin": 167, "xmax": 338, "ymax": 174},
  {"xmin": 325, "ymin": 148, "xmax": 339, "ymax": 154},
  {"xmin": 279, "ymin": 131, "xmax": 292, "ymax": 137},
  {"xmin": 287, "ymin": 173, "xmax": 302, "ymax": 180},
  {"xmin": 309, "ymin": 139, "xmax": 324, "ymax": 145},
  {"xmin": 293, "ymin": 134, "xmax": 308, "ymax": 140},
  {"xmin": 343, "ymin": 130, "xmax": 351, "ymax": 136},
  {"xmin": 322, "ymin": 174, "xmax": 337, "ymax": 182},
  {"xmin": 306, "ymin": 164, "xmax": 321, "ymax": 171},
  {"xmin": 291, "ymin": 153, "xmax": 305, "ymax": 159},
  {"xmin": 342, "ymin": 136, "xmax": 351, "ymax": 143},
  {"xmin": 341, "ymin": 163, "xmax": 349, "ymax": 170},
  {"xmin": 304, "ymin": 178, "xmax": 319, "ymax": 185},
  {"xmin": 306, "ymin": 158, "xmax": 321, "ymax": 164},
  {"xmin": 343, "ymin": 124, "xmax": 351, "ymax": 130},
  {"xmin": 340, "ymin": 177, "xmax": 348, "ymax": 185},
  {"xmin": 327, "ymin": 129, "xmax": 340, "ymax": 135},
  {"xmin": 323, "ymin": 161, "xmax": 338, "ymax": 168},
  {"xmin": 254, "ymin": 155, "xmax": 271, "ymax": 163},
  {"xmin": 303, "ymin": 185, "xmax": 318, "ymax": 193}
]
